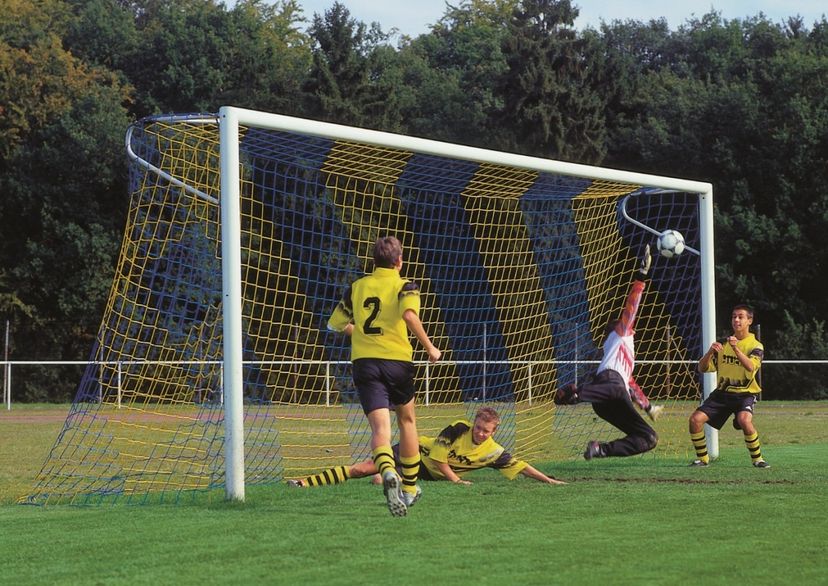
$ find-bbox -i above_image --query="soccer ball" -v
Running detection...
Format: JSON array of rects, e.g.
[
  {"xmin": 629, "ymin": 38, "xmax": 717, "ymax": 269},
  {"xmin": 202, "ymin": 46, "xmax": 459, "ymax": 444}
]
[{"xmin": 657, "ymin": 229, "xmax": 685, "ymax": 258}]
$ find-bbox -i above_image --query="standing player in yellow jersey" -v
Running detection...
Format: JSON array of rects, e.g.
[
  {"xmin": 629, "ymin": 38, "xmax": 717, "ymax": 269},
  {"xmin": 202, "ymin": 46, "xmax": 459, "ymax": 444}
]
[
  {"xmin": 327, "ymin": 236, "xmax": 441, "ymax": 516},
  {"xmin": 286, "ymin": 407, "xmax": 566, "ymax": 488},
  {"xmin": 688, "ymin": 304, "xmax": 770, "ymax": 468}
]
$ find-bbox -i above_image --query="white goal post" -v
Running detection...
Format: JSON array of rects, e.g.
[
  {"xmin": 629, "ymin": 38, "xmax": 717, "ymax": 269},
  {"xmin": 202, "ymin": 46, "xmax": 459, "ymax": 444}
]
[{"xmin": 217, "ymin": 106, "xmax": 717, "ymax": 501}]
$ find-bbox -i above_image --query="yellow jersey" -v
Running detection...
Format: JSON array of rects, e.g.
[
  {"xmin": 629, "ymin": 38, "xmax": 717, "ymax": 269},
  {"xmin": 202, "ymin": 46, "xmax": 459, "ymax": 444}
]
[
  {"xmin": 419, "ymin": 419, "xmax": 528, "ymax": 480},
  {"xmin": 327, "ymin": 267, "xmax": 421, "ymax": 362},
  {"xmin": 702, "ymin": 333, "xmax": 764, "ymax": 394}
]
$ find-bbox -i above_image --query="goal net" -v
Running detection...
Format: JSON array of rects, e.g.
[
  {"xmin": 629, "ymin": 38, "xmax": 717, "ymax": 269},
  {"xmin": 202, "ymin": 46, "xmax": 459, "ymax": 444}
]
[{"xmin": 24, "ymin": 108, "xmax": 714, "ymax": 505}]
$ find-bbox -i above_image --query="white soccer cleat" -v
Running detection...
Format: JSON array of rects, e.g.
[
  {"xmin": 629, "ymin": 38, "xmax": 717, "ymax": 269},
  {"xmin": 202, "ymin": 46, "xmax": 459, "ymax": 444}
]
[
  {"xmin": 401, "ymin": 485, "xmax": 422, "ymax": 508},
  {"xmin": 382, "ymin": 471, "xmax": 407, "ymax": 517},
  {"xmin": 647, "ymin": 405, "xmax": 664, "ymax": 421}
]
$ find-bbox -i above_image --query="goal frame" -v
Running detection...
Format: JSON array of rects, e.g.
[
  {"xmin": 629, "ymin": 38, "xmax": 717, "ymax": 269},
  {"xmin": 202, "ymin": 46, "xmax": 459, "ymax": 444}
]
[{"xmin": 215, "ymin": 106, "xmax": 717, "ymax": 501}]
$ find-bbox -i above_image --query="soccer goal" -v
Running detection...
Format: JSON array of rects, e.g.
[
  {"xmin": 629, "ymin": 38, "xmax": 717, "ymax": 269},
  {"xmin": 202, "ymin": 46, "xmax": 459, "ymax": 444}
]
[{"xmin": 24, "ymin": 107, "xmax": 717, "ymax": 505}]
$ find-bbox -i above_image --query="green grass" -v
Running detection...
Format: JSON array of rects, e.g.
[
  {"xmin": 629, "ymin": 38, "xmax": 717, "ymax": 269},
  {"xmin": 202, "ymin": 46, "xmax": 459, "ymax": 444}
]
[{"xmin": 1, "ymin": 403, "xmax": 827, "ymax": 585}]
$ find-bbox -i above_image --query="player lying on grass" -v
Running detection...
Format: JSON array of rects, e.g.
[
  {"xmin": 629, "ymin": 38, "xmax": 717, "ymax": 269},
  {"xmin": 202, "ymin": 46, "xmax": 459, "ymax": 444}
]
[{"xmin": 286, "ymin": 407, "xmax": 566, "ymax": 492}]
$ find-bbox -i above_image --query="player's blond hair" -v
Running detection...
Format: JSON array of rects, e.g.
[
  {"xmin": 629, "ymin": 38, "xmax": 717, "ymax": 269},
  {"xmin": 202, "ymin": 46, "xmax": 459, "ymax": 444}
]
[{"xmin": 474, "ymin": 406, "xmax": 500, "ymax": 426}]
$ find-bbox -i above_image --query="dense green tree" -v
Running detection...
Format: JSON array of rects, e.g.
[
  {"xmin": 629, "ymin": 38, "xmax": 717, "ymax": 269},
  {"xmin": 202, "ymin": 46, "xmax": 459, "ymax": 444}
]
[
  {"xmin": 63, "ymin": 0, "xmax": 140, "ymax": 72},
  {"xmin": 0, "ymin": 0, "xmax": 132, "ymax": 400},
  {"xmin": 590, "ymin": 17, "xmax": 674, "ymax": 169},
  {"xmin": 494, "ymin": 0, "xmax": 606, "ymax": 162},
  {"xmin": 600, "ymin": 13, "xmax": 828, "ymax": 397},
  {"xmin": 395, "ymin": 0, "xmax": 513, "ymax": 146},
  {"xmin": 2, "ymin": 0, "xmax": 826, "ymax": 401},
  {"xmin": 221, "ymin": 0, "xmax": 310, "ymax": 114},
  {"xmin": 303, "ymin": 2, "xmax": 375, "ymax": 126},
  {"xmin": 115, "ymin": 0, "xmax": 233, "ymax": 114}
]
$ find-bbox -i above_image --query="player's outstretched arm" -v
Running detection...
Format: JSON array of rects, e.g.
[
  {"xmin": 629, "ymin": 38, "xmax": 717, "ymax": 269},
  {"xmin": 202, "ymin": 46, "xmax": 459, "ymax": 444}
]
[
  {"xmin": 520, "ymin": 464, "xmax": 566, "ymax": 485},
  {"xmin": 402, "ymin": 309, "xmax": 441, "ymax": 363},
  {"xmin": 436, "ymin": 461, "xmax": 471, "ymax": 484}
]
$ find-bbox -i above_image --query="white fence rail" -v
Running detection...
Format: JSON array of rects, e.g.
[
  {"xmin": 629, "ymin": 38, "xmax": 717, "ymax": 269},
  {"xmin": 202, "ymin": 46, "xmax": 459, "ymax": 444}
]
[{"xmin": 2, "ymin": 359, "xmax": 826, "ymax": 410}]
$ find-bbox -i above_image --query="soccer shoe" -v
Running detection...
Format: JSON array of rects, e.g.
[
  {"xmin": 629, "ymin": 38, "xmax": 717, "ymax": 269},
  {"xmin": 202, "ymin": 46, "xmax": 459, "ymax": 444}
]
[
  {"xmin": 689, "ymin": 459, "xmax": 709, "ymax": 467},
  {"xmin": 752, "ymin": 460, "xmax": 771, "ymax": 468},
  {"xmin": 401, "ymin": 485, "xmax": 422, "ymax": 508},
  {"xmin": 646, "ymin": 405, "xmax": 664, "ymax": 421},
  {"xmin": 583, "ymin": 440, "xmax": 603, "ymax": 460},
  {"xmin": 286, "ymin": 479, "xmax": 304, "ymax": 488},
  {"xmin": 554, "ymin": 383, "xmax": 579, "ymax": 405},
  {"xmin": 382, "ymin": 471, "xmax": 407, "ymax": 517}
]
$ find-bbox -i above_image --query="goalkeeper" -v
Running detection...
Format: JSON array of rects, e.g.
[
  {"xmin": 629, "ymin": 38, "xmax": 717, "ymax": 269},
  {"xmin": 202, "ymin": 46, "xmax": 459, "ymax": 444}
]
[
  {"xmin": 287, "ymin": 407, "xmax": 566, "ymax": 488},
  {"xmin": 553, "ymin": 245, "xmax": 660, "ymax": 460}
]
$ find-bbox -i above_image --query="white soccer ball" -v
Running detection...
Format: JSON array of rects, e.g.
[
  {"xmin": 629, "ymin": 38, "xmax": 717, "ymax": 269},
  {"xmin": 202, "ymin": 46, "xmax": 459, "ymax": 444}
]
[{"xmin": 657, "ymin": 229, "xmax": 685, "ymax": 258}]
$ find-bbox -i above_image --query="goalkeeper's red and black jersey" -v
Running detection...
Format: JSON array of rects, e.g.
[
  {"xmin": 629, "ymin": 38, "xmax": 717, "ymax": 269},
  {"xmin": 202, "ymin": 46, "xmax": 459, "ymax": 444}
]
[
  {"xmin": 419, "ymin": 419, "xmax": 528, "ymax": 480},
  {"xmin": 327, "ymin": 267, "xmax": 421, "ymax": 362},
  {"xmin": 702, "ymin": 333, "xmax": 764, "ymax": 394}
]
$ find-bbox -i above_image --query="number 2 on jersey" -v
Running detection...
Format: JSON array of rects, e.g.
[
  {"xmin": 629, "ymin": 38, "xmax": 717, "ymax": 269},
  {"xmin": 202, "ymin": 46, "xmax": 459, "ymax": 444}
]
[{"xmin": 363, "ymin": 297, "xmax": 382, "ymax": 335}]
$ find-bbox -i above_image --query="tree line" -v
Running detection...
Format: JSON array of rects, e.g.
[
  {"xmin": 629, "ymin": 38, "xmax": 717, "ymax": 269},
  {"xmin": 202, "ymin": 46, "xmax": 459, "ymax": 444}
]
[{"xmin": 1, "ymin": 0, "xmax": 826, "ymax": 400}]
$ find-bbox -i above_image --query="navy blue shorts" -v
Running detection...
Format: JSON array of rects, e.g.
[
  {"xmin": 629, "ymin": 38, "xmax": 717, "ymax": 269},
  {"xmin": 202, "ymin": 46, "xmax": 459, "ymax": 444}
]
[
  {"xmin": 352, "ymin": 358, "xmax": 415, "ymax": 415},
  {"xmin": 697, "ymin": 390, "xmax": 757, "ymax": 430}
]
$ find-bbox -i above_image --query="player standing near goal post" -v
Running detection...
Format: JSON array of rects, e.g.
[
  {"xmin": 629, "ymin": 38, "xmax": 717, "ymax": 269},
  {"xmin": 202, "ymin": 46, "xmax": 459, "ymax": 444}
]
[
  {"xmin": 688, "ymin": 304, "xmax": 770, "ymax": 468},
  {"xmin": 327, "ymin": 236, "xmax": 441, "ymax": 516},
  {"xmin": 554, "ymin": 245, "xmax": 661, "ymax": 459}
]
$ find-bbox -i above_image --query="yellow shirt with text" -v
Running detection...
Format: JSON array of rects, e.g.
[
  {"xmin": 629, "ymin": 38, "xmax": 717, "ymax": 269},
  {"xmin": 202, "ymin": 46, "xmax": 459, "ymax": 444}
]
[{"xmin": 702, "ymin": 333, "xmax": 764, "ymax": 394}]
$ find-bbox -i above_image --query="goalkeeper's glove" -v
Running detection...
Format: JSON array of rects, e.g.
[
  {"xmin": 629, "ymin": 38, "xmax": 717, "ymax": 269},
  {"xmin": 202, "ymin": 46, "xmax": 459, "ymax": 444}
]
[{"xmin": 638, "ymin": 244, "xmax": 652, "ymax": 277}]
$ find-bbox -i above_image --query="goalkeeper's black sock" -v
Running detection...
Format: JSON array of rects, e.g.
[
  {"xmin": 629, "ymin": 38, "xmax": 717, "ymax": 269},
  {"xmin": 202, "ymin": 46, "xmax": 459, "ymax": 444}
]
[
  {"xmin": 399, "ymin": 453, "xmax": 420, "ymax": 495},
  {"xmin": 302, "ymin": 465, "xmax": 351, "ymax": 487},
  {"xmin": 743, "ymin": 431, "xmax": 764, "ymax": 464},
  {"xmin": 690, "ymin": 431, "xmax": 710, "ymax": 464},
  {"xmin": 372, "ymin": 445, "xmax": 396, "ymax": 477}
]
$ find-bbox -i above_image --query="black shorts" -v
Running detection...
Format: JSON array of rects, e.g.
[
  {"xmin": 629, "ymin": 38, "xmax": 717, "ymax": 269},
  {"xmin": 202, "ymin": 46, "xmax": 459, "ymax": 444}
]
[
  {"xmin": 352, "ymin": 358, "xmax": 415, "ymax": 415},
  {"xmin": 697, "ymin": 390, "xmax": 757, "ymax": 430}
]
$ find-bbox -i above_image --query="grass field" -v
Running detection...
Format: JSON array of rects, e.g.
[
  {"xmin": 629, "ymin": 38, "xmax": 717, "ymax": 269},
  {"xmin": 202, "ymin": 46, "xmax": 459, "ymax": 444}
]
[{"xmin": 1, "ymin": 402, "xmax": 826, "ymax": 585}]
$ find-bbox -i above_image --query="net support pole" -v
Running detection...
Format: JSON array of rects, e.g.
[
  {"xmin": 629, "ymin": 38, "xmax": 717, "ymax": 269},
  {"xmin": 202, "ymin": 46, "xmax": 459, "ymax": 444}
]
[
  {"xmin": 219, "ymin": 106, "xmax": 245, "ymax": 501},
  {"xmin": 698, "ymin": 187, "xmax": 719, "ymax": 459},
  {"xmin": 4, "ymin": 320, "xmax": 9, "ymax": 410}
]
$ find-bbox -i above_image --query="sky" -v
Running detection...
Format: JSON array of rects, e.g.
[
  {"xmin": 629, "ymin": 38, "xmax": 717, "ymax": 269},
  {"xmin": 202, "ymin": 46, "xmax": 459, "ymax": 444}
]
[{"xmin": 290, "ymin": 1, "xmax": 827, "ymax": 38}]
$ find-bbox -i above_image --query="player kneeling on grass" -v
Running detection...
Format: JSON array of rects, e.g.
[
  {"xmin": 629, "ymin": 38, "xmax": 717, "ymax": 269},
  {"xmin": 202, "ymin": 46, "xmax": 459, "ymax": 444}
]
[
  {"xmin": 688, "ymin": 304, "xmax": 770, "ymax": 468},
  {"xmin": 553, "ymin": 245, "xmax": 660, "ymax": 460},
  {"xmin": 287, "ymin": 407, "xmax": 566, "ymax": 491}
]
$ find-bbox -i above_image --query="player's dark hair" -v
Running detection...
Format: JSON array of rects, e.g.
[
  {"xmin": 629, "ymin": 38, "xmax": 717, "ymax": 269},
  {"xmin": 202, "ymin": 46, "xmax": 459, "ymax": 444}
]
[
  {"xmin": 733, "ymin": 304, "xmax": 754, "ymax": 319},
  {"xmin": 604, "ymin": 319, "xmax": 620, "ymax": 337},
  {"xmin": 373, "ymin": 236, "xmax": 402, "ymax": 269}
]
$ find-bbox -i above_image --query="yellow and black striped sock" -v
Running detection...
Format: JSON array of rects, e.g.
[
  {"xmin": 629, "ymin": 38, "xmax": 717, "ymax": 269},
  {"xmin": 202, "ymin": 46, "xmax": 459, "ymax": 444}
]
[
  {"xmin": 372, "ymin": 445, "xmax": 396, "ymax": 477},
  {"xmin": 399, "ymin": 453, "xmax": 420, "ymax": 495},
  {"xmin": 302, "ymin": 466, "xmax": 351, "ymax": 487},
  {"xmin": 691, "ymin": 431, "xmax": 710, "ymax": 464},
  {"xmin": 744, "ymin": 431, "xmax": 764, "ymax": 463}
]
